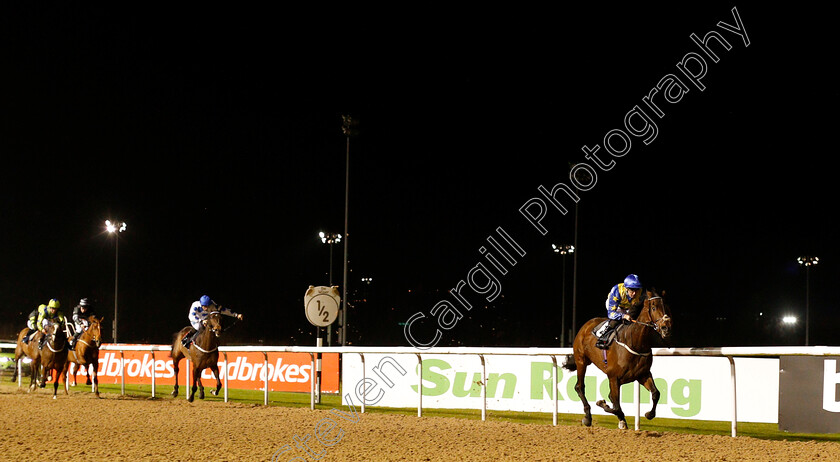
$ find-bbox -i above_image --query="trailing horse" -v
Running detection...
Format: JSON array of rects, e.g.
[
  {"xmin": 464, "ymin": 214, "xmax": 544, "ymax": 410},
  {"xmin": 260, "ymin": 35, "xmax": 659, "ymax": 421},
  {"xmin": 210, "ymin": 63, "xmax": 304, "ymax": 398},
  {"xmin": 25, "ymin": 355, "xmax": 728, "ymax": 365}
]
[
  {"xmin": 62, "ymin": 316, "xmax": 104, "ymax": 397},
  {"xmin": 170, "ymin": 311, "xmax": 224, "ymax": 402},
  {"xmin": 13, "ymin": 327, "xmax": 43, "ymax": 391},
  {"xmin": 562, "ymin": 289, "xmax": 672, "ymax": 429}
]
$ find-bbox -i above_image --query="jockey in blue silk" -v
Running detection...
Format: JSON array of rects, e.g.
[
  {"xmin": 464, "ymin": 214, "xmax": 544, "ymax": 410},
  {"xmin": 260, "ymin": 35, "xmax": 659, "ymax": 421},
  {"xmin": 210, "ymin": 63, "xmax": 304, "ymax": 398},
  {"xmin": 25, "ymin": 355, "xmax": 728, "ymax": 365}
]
[
  {"xmin": 181, "ymin": 295, "xmax": 243, "ymax": 347},
  {"xmin": 596, "ymin": 274, "xmax": 644, "ymax": 349}
]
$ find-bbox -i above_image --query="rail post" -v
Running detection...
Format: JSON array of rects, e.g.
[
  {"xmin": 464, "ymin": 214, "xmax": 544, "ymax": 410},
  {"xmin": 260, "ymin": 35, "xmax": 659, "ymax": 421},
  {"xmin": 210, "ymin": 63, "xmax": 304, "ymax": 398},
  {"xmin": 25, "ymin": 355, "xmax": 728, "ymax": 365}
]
[
  {"xmin": 550, "ymin": 355, "xmax": 558, "ymax": 426},
  {"xmin": 479, "ymin": 354, "xmax": 486, "ymax": 421},
  {"xmin": 223, "ymin": 351, "xmax": 229, "ymax": 403},
  {"xmin": 263, "ymin": 352, "xmax": 269, "ymax": 406},
  {"xmin": 120, "ymin": 350, "xmax": 125, "ymax": 395},
  {"xmin": 151, "ymin": 349, "xmax": 156, "ymax": 398},
  {"xmin": 728, "ymin": 356, "xmax": 737, "ymax": 437},
  {"xmin": 416, "ymin": 353, "xmax": 423, "ymax": 417},
  {"xmin": 360, "ymin": 353, "xmax": 366, "ymax": 414},
  {"xmin": 634, "ymin": 381, "xmax": 640, "ymax": 431},
  {"xmin": 310, "ymin": 352, "xmax": 315, "ymax": 410}
]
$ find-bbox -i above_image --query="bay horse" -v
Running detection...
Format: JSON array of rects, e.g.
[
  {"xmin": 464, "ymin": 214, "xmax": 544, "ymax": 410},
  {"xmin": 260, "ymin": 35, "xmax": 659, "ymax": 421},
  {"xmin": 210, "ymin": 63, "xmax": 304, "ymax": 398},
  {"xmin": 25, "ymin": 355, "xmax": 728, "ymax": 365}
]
[
  {"xmin": 13, "ymin": 327, "xmax": 44, "ymax": 391},
  {"xmin": 170, "ymin": 311, "xmax": 224, "ymax": 402},
  {"xmin": 62, "ymin": 316, "xmax": 104, "ymax": 397},
  {"xmin": 19, "ymin": 320, "xmax": 70, "ymax": 399},
  {"xmin": 563, "ymin": 289, "xmax": 672, "ymax": 429}
]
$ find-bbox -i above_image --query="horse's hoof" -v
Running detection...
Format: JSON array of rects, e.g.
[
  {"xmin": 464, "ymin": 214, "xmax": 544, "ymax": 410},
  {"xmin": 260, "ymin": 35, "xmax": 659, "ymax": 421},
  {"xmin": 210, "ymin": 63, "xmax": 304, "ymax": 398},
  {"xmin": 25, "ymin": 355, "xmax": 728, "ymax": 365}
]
[
  {"xmin": 52, "ymin": 395, "xmax": 57, "ymax": 400},
  {"xmin": 582, "ymin": 416, "xmax": 592, "ymax": 427},
  {"xmin": 645, "ymin": 411, "xmax": 656, "ymax": 420},
  {"xmin": 595, "ymin": 399, "xmax": 605, "ymax": 407},
  {"xmin": 171, "ymin": 391, "xmax": 178, "ymax": 398},
  {"xmin": 618, "ymin": 420, "xmax": 627, "ymax": 430},
  {"xmin": 211, "ymin": 389, "xmax": 219, "ymax": 396},
  {"xmin": 187, "ymin": 396, "xmax": 194, "ymax": 403}
]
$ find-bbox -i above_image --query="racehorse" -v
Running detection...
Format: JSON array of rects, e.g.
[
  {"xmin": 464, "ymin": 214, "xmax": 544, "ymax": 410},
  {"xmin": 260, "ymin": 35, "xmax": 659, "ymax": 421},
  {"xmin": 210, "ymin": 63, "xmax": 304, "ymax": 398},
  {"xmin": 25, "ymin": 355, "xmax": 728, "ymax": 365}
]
[
  {"xmin": 562, "ymin": 289, "xmax": 672, "ymax": 429},
  {"xmin": 170, "ymin": 310, "xmax": 224, "ymax": 402},
  {"xmin": 26, "ymin": 320, "xmax": 70, "ymax": 399},
  {"xmin": 62, "ymin": 316, "xmax": 104, "ymax": 397},
  {"xmin": 13, "ymin": 327, "xmax": 44, "ymax": 391}
]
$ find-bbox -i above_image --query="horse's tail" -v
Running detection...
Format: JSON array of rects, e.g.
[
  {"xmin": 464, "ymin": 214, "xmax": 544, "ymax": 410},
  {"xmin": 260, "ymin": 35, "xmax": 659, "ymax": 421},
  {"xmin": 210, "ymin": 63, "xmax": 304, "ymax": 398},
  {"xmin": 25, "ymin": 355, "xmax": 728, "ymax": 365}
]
[
  {"xmin": 561, "ymin": 354, "xmax": 576, "ymax": 372},
  {"xmin": 170, "ymin": 328, "xmax": 185, "ymax": 358}
]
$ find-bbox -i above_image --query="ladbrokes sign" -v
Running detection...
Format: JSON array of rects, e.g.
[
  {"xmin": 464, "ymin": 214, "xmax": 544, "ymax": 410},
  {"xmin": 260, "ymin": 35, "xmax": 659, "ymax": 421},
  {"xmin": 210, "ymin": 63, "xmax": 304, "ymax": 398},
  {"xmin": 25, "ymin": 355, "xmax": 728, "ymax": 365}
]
[{"xmin": 72, "ymin": 345, "xmax": 339, "ymax": 393}]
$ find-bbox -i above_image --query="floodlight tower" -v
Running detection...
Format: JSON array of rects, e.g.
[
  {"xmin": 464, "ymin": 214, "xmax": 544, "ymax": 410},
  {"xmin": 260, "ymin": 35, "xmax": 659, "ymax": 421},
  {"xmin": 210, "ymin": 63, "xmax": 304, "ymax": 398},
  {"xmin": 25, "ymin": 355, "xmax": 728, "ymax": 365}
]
[
  {"xmin": 552, "ymin": 244, "xmax": 575, "ymax": 346},
  {"xmin": 797, "ymin": 256, "xmax": 819, "ymax": 346},
  {"xmin": 106, "ymin": 220, "xmax": 127, "ymax": 343}
]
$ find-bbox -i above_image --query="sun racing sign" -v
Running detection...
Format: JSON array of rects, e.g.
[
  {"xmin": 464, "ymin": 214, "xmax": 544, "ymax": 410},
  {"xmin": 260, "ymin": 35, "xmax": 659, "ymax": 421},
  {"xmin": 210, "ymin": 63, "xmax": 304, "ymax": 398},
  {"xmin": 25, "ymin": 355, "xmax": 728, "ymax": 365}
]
[{"xmin": 342, "ymin": 354, "xmax": 779, "ymax": 423}]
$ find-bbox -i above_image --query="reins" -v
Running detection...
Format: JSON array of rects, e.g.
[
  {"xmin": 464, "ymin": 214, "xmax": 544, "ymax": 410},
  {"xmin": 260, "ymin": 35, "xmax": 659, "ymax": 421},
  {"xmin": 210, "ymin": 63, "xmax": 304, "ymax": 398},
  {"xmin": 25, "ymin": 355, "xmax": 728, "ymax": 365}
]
[
  {"xmin": 191, "ymin": 316, "xmax": 221, "ymax": 354},
  {"xmin": 617, "ymin": 295, "xmax": 666, "ymax": 356},
  {"xmin": 45, "ymin": 333, "xmax": 66, "ymax": 353}
]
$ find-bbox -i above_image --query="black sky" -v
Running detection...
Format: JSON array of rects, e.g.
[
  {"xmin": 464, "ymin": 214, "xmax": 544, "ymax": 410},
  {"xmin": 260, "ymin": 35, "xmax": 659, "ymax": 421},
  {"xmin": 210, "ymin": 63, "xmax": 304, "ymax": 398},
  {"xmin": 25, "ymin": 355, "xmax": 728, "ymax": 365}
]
[{"xmin": 1, "ymin": 4, "xmax": 836, "ymax": 347}]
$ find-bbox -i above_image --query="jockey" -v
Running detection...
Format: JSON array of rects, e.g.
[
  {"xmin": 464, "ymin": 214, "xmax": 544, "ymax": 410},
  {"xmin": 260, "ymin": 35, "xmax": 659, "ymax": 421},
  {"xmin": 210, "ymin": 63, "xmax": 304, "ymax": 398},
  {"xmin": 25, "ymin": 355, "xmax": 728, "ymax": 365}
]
[
  {"xmin": 21, "ymin": 304, "xmax": 45, "ymax": 344},
  {"xmin": 596, "ymin": 274, "xmax": 645, "ymax": 349},
  {"xmin": 70, "ymin": 298, "xmax": 96, "ymax": 348},
  {"xmin": 181, "ymin": 295, "xmax": 243, "ymax": 347},
  {"xmin": 37, "ymin": 299, "xmax": 66, "ymax": 350}
]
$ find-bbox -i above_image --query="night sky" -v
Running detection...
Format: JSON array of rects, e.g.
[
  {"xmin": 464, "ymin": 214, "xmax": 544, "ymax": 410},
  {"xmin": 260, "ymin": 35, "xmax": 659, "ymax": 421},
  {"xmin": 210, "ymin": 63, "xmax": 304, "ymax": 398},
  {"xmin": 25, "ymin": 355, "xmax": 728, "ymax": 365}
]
[{"xmin": 1, "ymin": 4, "xmax": 836, "ymax": 348}]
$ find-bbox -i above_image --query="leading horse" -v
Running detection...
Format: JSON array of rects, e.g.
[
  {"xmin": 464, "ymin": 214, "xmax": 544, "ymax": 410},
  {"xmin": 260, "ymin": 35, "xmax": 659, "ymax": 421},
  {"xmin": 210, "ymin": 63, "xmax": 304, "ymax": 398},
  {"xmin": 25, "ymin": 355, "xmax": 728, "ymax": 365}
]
[
  {"xmin": 62, "ymin": 316, "xmax": 104, "ymax": 397},
  {"xmin": 13, "ymin": 320, "xmax": 70, "ymax": 398},
  {"xmin": 170, "ymin": 311, "xmax": 224, "ymax": 402},
  {"xmin": 563, "ymin": 289, "xmax": 672, "ymax": 429}
]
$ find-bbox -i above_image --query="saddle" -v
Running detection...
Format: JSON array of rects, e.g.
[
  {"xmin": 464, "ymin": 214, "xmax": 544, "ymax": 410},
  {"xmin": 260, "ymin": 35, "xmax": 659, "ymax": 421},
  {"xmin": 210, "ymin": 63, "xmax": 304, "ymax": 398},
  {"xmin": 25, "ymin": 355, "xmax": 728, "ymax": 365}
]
[{"xmin": 591, "ymin": 320, "xmax": 626, "ymax": 348}]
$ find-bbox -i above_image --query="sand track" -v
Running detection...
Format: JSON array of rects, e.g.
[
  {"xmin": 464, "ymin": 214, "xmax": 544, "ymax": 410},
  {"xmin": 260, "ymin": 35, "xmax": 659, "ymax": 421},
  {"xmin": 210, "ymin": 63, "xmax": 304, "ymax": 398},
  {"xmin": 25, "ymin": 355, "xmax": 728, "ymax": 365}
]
[{"xmin": 2, "ymin": 383, "xmax": 837, "ymax": 461}]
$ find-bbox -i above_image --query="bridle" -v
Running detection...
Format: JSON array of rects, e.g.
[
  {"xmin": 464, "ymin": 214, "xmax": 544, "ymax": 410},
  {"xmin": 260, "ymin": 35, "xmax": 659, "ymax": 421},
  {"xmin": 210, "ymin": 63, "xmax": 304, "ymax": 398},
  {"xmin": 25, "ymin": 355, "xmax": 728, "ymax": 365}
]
[
  {"xmin": 615, "ymin": 296, "xmax": 669, "ymax": 357},
  {"xmin": 632, "ymin": 296, "xmax": 669, "ymax": 332},
  {"xmin": 43, "ymin": 325, "xmax": 67, "ymax": 353},
  {"xmin": 193, "ymin": 313, "xmax": 222, "ymax": 354}
]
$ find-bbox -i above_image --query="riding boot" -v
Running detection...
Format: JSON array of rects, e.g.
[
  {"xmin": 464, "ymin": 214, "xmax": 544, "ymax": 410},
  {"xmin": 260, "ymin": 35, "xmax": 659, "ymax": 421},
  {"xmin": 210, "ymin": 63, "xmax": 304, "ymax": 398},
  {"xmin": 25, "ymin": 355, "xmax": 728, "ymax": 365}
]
[
  {"xmin": 181, "ymin": 332, "xmax": 193, "ymax": 347},
  {"xmin": 595, "ymin": 329, "xmax": 611, "ymax": 349},
  {"xmin": 596, "ymin": 320, "xmax": 619, "ymax": 349},
  {"xmin": 38, "ymin": 335, "xmax": 46, "ymax": 350}
]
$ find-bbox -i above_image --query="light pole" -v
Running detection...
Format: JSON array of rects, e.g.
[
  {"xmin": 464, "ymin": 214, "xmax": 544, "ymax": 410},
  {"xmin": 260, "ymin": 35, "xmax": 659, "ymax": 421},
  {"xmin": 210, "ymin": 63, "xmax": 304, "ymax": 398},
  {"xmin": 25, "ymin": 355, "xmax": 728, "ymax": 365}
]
[
  {"xmin": 319, "ymin": 231, "xmax": 341, "ymax": 346},
  {"xmin": 340, "ymin": 115, "xmax": 358, "ymax": 346},
  {"xmin": 319, "ymin": 232, "xmax": 342, "ymax": 285},
  {"xmin": 797, "ymin": 256, "xmax": 819, "ymax": 346},
  {"xmin": 106, "ymin": 220, "xmax": 127, "ymax": 343},
  {"xmin": 569, "ymin": 163, "xmax": 588, "ymax": 339},
  {"xmin": 552, "ymin": 244, "xmax": 575, "ymax": 346}
]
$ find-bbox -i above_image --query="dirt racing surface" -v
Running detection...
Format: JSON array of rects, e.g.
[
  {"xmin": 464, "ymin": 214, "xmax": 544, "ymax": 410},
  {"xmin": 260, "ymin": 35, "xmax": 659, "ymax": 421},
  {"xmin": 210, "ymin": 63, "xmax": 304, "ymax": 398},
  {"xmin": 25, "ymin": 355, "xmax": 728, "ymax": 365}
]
[{"xmin": 2, "ymin": 383, "xmax": 838, "ymax": 461}]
